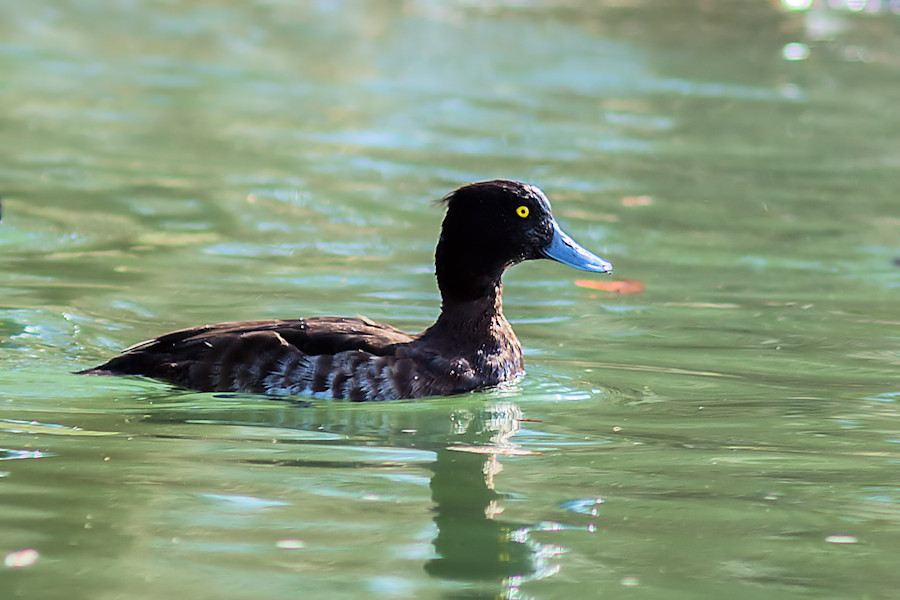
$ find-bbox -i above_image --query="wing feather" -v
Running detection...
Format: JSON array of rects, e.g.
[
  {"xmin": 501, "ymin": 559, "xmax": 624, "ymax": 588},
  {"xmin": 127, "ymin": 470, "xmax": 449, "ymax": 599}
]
[{"xmin": 78, "ymin": 317, "xmax": 416, "ymax": 393}]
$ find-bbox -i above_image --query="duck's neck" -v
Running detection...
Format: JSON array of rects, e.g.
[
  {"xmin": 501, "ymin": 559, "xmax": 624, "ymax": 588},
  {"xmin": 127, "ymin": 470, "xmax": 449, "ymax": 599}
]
[
  {"xmin": 423, "ymin": 281, "xmax": 516, "ymax": 352},
  {"xmin": 437, "ymin": 282, "xmax": 504, "ymax": 331},
  {"xmin": 427, "ymin": 232, "xmax": 520, "ymax": 353}
]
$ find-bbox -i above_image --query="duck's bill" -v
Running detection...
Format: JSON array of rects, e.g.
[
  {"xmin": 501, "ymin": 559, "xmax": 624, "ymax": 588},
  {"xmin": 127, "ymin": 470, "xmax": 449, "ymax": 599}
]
[{"xmin": 541, "ymin": 221, "xmax": 613, "ymax": 274}]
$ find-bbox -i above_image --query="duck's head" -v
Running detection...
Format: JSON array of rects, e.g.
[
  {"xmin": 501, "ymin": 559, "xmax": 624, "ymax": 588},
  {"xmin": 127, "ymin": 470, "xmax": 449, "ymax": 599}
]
[{"xmin": 436, "ymin": 180, "xmax": 612, "ymax": 302}]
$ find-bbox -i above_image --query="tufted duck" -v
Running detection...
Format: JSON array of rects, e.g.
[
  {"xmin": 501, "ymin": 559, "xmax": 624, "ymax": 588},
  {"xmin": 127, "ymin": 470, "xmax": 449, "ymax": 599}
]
[{"xmin": 79, "ymin": 180, "xmax": 612, "ymax": 401}]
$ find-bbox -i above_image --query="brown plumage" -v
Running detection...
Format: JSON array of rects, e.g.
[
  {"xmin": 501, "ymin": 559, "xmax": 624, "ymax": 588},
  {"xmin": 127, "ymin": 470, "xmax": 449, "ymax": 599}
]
[{"xmin": 79, "ymin": 180, "xmax": 612, "ymax": 401}]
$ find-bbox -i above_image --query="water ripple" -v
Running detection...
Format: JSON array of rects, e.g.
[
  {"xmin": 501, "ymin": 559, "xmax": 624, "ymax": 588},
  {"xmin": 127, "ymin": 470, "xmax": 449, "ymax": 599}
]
[{"xmin": 0, "ymin": 448, "xmax": 53, "ymax": 461}]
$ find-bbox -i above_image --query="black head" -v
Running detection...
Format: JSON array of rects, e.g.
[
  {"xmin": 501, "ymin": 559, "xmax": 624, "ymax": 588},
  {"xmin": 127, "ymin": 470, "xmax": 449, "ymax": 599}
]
[{"xmin": 435, "ymin": 180, "xmax": 612, "ymax": 303}]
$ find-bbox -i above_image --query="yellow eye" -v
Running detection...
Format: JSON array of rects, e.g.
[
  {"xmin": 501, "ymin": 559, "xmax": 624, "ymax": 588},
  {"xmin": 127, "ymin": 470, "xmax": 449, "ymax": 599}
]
[{"xmin": 516, "ymin": 205, "xmax": 529, "ymax": 218}]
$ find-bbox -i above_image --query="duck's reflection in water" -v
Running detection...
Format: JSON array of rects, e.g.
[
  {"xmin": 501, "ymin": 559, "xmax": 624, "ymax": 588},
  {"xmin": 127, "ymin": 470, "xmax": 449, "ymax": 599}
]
[
  {"xmin": 427, "ymin": 402, "xmax": 560, "ymax": 598},
  {"xmin": 140, "ymin": 394, "xmax": 559, "ymax": 597}
]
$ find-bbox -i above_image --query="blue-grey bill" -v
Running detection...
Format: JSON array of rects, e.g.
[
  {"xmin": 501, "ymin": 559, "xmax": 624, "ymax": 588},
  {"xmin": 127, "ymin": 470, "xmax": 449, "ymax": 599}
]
[{"xmin": 541, "ymin": 221, "xmax": 613, "ymax": 273}]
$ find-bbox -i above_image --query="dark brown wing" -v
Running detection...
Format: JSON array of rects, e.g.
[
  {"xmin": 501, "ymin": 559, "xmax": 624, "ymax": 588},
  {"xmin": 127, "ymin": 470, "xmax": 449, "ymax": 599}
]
[{"xmin": 78, "ymin": 317, "xmax": 417, "ymax": 394}]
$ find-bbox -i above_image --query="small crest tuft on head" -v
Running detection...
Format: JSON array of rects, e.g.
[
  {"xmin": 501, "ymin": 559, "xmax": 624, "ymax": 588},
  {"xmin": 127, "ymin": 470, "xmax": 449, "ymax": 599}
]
[{"xmin": 438, "ymin": 180, "xmax": 547, "ymax": 207}]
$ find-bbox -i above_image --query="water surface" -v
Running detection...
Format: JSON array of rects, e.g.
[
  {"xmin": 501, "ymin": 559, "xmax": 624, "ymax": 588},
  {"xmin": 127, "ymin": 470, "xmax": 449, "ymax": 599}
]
[{"xmin": 1, "ymin": 1, "xmax": 899, "ymax": 598}]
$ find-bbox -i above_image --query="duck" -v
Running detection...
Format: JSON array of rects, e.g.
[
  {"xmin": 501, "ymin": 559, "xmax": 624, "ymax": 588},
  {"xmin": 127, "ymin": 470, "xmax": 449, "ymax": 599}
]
[{"xmin": 79, "ymin": 180, "xmax": 612, "ymax": 401}]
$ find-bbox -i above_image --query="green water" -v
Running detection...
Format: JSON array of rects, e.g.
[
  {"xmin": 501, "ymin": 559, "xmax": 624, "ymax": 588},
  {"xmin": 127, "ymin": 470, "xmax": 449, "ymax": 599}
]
[{"xmin": 2, "ymin": 1, "xmax": 899, "ymax": 598}]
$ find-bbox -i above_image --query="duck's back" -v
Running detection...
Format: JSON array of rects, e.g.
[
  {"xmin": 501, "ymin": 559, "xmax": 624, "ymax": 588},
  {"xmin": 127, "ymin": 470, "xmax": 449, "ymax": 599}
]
[{"xmin": 80, "ymin": 316, "xmax": 503, "ymax": 401}]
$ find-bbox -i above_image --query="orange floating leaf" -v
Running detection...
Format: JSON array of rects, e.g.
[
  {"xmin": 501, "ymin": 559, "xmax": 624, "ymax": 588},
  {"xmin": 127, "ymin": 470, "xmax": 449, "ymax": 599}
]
[
  {"xmin": 621, "ymin": 196, "xmax": 653, "ymax": 206},
  {"xmin": 575, "ymin": 279, "xmax": 645, "ymax": 294}
]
